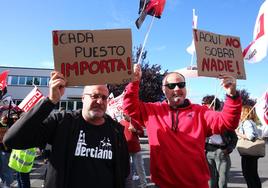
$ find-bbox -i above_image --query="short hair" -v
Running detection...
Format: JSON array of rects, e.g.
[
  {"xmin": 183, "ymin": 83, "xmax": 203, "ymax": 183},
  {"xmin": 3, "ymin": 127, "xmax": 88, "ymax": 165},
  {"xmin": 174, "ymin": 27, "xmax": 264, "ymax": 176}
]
[
  {"xmin": 162, "ymin": 72, "xmax": 185, "ymax": 84},
  {"xmin": 202, "ymin": 95, "xmax": 221, "ymax": 111}
]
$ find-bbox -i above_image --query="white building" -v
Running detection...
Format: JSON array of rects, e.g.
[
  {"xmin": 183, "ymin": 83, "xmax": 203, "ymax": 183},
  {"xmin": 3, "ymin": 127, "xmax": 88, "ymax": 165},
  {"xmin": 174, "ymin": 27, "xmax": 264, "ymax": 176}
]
[{"xmin": 0, "ymin": 66, "xmax": 83, "ymax": 111}]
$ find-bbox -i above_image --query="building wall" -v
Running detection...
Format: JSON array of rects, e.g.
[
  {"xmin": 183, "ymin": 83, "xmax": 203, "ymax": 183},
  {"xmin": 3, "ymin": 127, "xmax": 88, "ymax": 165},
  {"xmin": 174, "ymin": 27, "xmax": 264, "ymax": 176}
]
[{"xmin": 0, "ymin": 66, "xmax": 84, "ymax": 110}]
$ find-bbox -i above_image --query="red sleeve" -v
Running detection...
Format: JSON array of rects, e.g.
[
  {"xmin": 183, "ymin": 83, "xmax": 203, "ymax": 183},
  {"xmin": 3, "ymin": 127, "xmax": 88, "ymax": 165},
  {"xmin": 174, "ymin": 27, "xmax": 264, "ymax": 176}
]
[
  {"xmin": 123, "ymin": 81, "xmax": 146, "ymax": 128},
  {"xmin": 204, "ymin": 95, "xmax": 242, "ymax": 134}
]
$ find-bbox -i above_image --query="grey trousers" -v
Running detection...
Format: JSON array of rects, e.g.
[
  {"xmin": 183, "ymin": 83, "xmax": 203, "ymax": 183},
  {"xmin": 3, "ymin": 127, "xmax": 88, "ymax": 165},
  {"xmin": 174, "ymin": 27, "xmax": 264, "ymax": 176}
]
[{"xmin": 206, "ymin": 148, "xmax": 231, "ymax": 188}]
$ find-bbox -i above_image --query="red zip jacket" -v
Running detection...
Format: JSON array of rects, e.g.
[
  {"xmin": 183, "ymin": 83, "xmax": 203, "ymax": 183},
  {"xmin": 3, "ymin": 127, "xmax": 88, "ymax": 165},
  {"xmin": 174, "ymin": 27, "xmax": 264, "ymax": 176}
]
[{"xmin": 123, "ymin": 81, "xmax": 242, "ymax": 188}]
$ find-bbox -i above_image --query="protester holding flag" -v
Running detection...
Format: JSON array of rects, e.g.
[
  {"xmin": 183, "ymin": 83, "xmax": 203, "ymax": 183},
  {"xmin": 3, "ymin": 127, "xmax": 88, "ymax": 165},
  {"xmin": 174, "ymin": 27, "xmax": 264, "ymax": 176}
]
[
  {"xmin": 123, "ymin": 64, "xmax": 242, "ymax": 188},
  {"xmin": 0, "ymin": 71, "xmax": 21, "ymax": 188},
  {"xmin": 7, "ymin": 87, "xmax": 44, "ymax": 188},
  {"xmin": 0, "ymin": 113, "xmax": 15, "ymax": 188},
  {"xmin": 3, "ymin": 71, "xmax": 129, "ymax": 188}
]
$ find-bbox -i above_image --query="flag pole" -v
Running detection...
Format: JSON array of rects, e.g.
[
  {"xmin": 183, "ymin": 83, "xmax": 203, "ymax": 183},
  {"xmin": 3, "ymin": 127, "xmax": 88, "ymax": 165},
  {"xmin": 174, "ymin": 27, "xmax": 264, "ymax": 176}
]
[
  {"xmin": 137, "ymin": 15, "xmax": 156, "ymax": 64},
  {"xmin": 242, "ymin": 87, "xmax": 268, "ymax": 122}
]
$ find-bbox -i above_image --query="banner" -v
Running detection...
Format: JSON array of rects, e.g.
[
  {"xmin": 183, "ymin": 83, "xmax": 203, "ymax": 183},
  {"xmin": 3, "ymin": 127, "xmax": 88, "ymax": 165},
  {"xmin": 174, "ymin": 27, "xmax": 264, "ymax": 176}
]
[
  {"xmin": 53, "ymin": 29, "xmax": 133, "ymax": 86},
  {"xmin": 256, "ymin": 91, "xmax": 268, "ymax": 126},
  {"xmin": 186, "ymin": 9, "xmax": 198, "ymax": 55},
  {"xmin": 107, "ymin": 92, "xmax": 124, "ymax": 120},
  {"xmin": 194, "ymin": 29, "xmax": 246, "ymax": 79},
  {"xmin": 243, "ymin": 0, "xmax": 268, "ymax": 63},
  {"xmin": 18, "ymin": 87, "xmax": 44, "ymax": 112}
]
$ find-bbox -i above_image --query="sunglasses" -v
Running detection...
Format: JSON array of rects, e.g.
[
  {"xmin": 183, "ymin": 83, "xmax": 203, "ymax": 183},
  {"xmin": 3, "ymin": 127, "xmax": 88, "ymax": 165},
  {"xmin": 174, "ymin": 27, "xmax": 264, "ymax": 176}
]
[{"xmin": 163, "ymin": 82, "xmax": 186, "ymax": 89}]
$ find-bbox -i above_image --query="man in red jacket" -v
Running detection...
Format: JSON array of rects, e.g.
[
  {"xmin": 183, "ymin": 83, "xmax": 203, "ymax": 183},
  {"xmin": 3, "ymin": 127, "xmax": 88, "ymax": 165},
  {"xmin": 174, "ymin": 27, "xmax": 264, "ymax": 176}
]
[{"xmin": 123, "ymin": 64, "xmax": 242, "ymax": 188}]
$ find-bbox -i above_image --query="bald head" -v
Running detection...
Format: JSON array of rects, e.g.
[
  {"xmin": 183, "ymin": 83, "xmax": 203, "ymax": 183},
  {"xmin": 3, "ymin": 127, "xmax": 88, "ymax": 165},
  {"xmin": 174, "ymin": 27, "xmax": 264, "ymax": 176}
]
[{"xmin": 162, "ymin": 72, "xmax": 185, "ymax": 85}]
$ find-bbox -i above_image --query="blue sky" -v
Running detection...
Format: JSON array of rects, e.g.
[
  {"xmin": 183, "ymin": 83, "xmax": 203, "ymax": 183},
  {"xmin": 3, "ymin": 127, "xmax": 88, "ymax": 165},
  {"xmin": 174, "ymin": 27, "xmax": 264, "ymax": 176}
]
[{"xmin": 0, "ymin": 0, "xmax": 267, "ymax": 103}]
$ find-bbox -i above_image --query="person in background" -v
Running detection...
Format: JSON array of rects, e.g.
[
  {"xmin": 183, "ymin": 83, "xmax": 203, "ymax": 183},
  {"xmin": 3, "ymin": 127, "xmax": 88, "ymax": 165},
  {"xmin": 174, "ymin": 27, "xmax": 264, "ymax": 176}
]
[
  {"xmin": 3, "ymin": 71, "xmax": 129, "ymax": 188},
  {"xmin": 236, "ymin": 105, "xmax": 262, "ymax": 188},
  {"xmin": 202, "ymin": 95, "xmax": 238, "ymax": 188},
  {"xmin": 0, "ymin": 114, "xmax": 14, "ymax": 188},
  {"xmin": 120, "ymin": 113, "xmax": 147, "ymax": 188},
  {"xmin": 8, "ymin": 114, "xmax": 36, "ymax": 188},
  {"xmin": 0, "ymin": 85, "xmax": 21, "ymax": 188},
  {"xmin": 123, "ymin": 64, "xmax": 242, "ymax": 188}
]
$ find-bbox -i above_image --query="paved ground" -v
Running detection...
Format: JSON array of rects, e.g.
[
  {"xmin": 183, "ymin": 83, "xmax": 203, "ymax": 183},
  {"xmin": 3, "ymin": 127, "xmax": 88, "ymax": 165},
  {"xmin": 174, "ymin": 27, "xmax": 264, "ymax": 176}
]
[{"xmin": 10, "ymin": 138, "xmax": 268, "ymax": 188}]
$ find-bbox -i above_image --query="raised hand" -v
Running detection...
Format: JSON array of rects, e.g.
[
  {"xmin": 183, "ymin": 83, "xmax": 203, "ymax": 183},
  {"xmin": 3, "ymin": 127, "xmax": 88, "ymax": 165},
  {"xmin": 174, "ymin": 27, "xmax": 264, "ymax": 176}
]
[
  {"xmin": 133, "ymin": 63, "xmax": 142, "ymax": 82},
  {"xmin": 218, "ymin": 74, "xmax": 237, "ymax": 96},
  {"xmin": 49, "ymin": 71, "xmax": 66, "ymax": 104}
]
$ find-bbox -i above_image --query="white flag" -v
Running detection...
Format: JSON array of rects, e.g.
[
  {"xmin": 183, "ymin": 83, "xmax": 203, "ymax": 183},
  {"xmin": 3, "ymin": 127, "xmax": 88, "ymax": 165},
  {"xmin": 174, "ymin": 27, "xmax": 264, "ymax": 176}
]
[
  {"xmin": 18, "ymin": 87, "xmax": 44, "ymax": 112},
  {"xmin": 243, "ymin": 0, "xmax": 268, "ymax": 63},
  {"xmin": 107, "ymin": 92, "xmax": 125, "ymax": 120},
  {"xmin": 256, "ymin": 90, "xmax": 268, "ymax": 126},
  {"xmin": 186, "ymin": 9, "xmax": 198, "ymax": 55}
]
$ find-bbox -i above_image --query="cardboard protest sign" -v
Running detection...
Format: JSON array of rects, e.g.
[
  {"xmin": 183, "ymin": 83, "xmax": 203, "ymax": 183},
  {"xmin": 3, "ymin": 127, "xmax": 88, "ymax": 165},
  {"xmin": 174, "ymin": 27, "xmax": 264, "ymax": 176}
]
[
  {"xmin": 53, "ymin": 29, "xmax": 133, "ymax": 86},
  {"xmin": 194, "ymin": 29, "xmax": 246, "ymax": 79}
]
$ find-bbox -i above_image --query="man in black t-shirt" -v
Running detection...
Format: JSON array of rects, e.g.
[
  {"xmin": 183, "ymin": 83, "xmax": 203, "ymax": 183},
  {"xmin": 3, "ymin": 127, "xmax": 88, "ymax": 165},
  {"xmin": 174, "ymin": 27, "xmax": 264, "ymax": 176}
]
[{"xmin": 3, "ymin": 71, "xmax": 129, "ymax": 188}]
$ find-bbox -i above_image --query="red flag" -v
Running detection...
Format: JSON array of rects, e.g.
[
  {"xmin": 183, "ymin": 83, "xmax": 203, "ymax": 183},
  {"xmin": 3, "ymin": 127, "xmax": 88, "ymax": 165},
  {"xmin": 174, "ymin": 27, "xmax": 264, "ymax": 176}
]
[
  {"xmin": 18, "ymin": 87, "xmax": 44, "ymax": 112},
  {"xmin": 0, "ymin": 70, "xmax": 9, "ymax": 91},
  {"xmin": 136, "ymin": 0, "xmax": 166, "ymax": 29}
]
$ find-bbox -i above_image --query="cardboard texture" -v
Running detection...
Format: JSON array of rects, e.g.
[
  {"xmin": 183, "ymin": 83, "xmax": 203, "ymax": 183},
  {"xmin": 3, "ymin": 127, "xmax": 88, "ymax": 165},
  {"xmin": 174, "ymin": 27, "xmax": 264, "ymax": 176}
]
[
  {"xmin": 194, "ymin": 29, "xmax": 246, "ymax": 79},
  {"xmin": 53, "ymin": 29, "xmax": 133, "ymax": 86}
]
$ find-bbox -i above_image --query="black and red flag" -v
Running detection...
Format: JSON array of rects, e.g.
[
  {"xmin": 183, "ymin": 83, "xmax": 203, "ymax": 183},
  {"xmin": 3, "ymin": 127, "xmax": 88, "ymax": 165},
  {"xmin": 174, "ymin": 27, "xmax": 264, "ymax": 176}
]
[{"xmin": 136, "ymin": 0, "xmax": 166, "ymax": 29}]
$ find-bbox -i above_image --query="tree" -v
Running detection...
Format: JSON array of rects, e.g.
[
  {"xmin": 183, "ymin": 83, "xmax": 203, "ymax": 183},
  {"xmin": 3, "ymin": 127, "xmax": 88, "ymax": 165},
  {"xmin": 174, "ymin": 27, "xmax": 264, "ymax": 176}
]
[{"xmin": 108, "ymin": 46, "xmax": 167, "ymax": 102}]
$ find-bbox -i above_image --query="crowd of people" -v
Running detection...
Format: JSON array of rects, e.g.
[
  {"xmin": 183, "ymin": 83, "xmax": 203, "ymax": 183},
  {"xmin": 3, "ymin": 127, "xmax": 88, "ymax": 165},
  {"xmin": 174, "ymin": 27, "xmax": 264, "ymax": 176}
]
[{"xmin": 0, "ymin": 65, "xmax": 266, "ymax": 188}]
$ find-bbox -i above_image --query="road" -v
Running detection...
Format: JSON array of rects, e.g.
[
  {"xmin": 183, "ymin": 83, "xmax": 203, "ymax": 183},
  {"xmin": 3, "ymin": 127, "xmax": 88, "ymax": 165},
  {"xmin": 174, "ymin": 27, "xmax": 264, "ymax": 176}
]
[{"xmin": 11, "ymin": 138, "xmax": 268, "ymax": 188}]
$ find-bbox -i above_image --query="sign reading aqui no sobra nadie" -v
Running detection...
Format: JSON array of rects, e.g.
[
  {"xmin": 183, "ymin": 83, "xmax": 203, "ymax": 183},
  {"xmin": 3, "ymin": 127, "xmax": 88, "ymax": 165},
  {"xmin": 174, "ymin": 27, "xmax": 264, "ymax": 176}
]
[{"xmin": 194, "ymin": 29, "xmax": 246, "ymax": 79}]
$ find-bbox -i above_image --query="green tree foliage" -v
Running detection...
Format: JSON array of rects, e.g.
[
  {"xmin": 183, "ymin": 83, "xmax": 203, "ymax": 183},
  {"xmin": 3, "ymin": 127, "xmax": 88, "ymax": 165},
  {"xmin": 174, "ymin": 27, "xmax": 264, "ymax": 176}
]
[{"xmin": 108, "ymin": 46, "xmax": 167, "ymax": 102}]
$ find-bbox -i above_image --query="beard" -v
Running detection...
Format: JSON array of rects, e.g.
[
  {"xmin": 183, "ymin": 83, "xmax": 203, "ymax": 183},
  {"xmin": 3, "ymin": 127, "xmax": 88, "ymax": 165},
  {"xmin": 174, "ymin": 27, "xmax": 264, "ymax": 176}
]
[{"xmin": 88, "ymin": 108, "xmax": 105, "ymax": 119}]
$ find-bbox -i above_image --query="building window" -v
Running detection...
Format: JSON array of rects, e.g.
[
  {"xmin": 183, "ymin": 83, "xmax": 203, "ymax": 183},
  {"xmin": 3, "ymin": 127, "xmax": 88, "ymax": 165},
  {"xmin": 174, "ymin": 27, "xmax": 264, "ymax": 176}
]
[
  {"xmin": 40, "ymin": 77, "xmax": 49, "ymax": 86},
  {"xmin": 11, "ymin": 76, "xmax": 19, "ymax": 85},
  {"xmin": 60, "ymin": 101, "xmax": 66, "ymax": 111},
  {"xmin": 26, "ymin": 77, "xmax": 33, "ymax": 85},
  {"xmin": 33, "ymin": 77, "xmax": 40, "ymax": 85},
  {"xmin": 67, "ymin": 101, "xmax": 74, "ymax": 111},
  {"xmin": 15, "ymin": 100, "xmax": 22, "ymax": 106},
  {"xmin": 19, "ymin": 76, "xmax": 26, "ymax": 85},
  {"xmin": 76, "ymin": 101, "xmax": 83, "ymax": 109}
]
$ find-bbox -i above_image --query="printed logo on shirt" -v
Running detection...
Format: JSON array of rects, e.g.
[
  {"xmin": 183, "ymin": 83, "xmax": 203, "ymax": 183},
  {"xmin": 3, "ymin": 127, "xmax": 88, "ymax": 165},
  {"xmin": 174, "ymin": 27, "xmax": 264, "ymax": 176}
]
[
  {"xmin": 187, "ymin": 112, "xmax": 194, "ymax": 119},
  {"xmin": 74, "ymin": 130, "xmax": 113, "ymax": 160}
]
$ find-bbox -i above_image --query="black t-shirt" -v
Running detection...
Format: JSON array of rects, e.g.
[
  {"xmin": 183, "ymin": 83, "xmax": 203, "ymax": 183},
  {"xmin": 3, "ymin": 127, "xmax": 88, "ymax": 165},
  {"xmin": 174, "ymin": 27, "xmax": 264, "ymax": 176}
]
[{"xmin": 68, "ymin": 119, "xmax": 115, "ymax": 188}]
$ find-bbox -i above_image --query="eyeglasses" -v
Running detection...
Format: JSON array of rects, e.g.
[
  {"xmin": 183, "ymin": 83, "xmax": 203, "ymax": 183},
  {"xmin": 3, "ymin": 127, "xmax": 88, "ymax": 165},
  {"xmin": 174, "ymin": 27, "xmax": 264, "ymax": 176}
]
[
  {"xmin": 163, "ymin": 82, "xmax": 186, "ymax": 89},
  {"xmin": 84, "ymin": 93, "xmax": 108, "ymax": 101}
]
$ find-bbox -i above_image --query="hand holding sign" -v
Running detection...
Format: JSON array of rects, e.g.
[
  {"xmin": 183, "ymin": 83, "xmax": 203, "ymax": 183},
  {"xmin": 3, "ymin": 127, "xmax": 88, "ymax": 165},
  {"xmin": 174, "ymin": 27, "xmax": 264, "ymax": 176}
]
[
  {"xmin": 49, "ymin": 71, "xmax": 66, "ymax": 104},
  {"xmin": 218, "ymin": 74, "xmax": 237, "ymax": 96}
]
